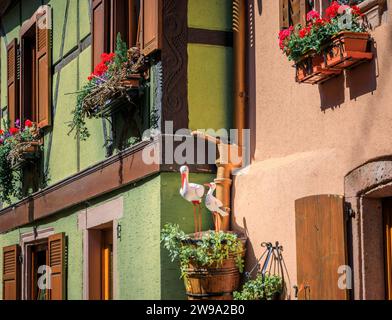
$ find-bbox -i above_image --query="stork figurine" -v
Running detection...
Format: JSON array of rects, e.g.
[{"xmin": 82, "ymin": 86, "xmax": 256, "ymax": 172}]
[
  {"xmin": 179, "ymin": 166, "xmax": 205, "ymax": 238},
  {"xmin": 204, "ymin": 182, "xmax": 229, "ymax": 232}
]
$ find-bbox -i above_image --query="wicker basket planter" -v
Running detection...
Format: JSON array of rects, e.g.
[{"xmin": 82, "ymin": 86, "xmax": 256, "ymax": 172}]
[{"xmin": 11, "ymin": 141, "xmax": 41, "ymax": 170}]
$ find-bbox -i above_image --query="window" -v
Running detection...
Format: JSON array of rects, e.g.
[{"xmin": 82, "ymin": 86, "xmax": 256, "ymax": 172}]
[
  {"xmin": 2, "ymin": 232, "xmax": 66, "ymax": 301},
  {"xmin": 92, "ymin": 0, "xmax": 162, "ymax": 68},
  {"xmin": 6, "ymin": 6, "xmax": 52, "ymax": 129}
]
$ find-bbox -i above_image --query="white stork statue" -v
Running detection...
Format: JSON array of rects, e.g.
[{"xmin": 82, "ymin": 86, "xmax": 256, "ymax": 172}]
[
  {"xmin": 204, "ymin": 182, "xmax": 229, "ymax": 232},
  {"xmin": 180, "ymin": 165, "xmax": 205, "ymax": 238}
]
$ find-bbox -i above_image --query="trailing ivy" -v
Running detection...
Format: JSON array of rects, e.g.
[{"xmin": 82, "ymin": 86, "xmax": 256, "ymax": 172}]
[{"xmin": 161, "ymin": 223, "xmax": 245, "ymax": 279}]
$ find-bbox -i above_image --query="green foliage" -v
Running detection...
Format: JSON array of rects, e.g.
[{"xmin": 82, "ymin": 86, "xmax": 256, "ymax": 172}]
[
  {"xmin": 161, "ymin": 223, "xmax": 245, "ymax": 279},
  {"xmin": 234, "ymin": 274, "xmax": 283, "ymax": 300},
  {"xmin": 114, "ymin": 33, "xmax": 129, "ymax": 67},
  {"xmin": 0, "ymin": 124, "xmax": 40, "ymax": 203}
]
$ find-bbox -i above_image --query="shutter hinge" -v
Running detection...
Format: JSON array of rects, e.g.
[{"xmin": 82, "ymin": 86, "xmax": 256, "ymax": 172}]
[
  {"xmin": 18, "ymin": 254, "xmax": 23, "ymax": 265},
  {"xmin": 345, "ymin": 202, "xmax": 355, "ymax": 219}
]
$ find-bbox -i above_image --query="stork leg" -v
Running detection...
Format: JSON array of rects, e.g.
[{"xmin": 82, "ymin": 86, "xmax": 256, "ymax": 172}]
[
  {"xmin": 193, "ymin": 205, "xmax": 197, "ymax": 238},
  {"xmin": 198, "ymin": 204, "xmax": 202, "ymax": 239}
]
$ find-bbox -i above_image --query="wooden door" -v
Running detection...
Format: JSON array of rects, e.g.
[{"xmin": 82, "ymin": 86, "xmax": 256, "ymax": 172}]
[
  {"xmin": 101, "ymin": 228, "xmax": 113, "ymax": 300},
  {"xmin": 383, "ymin": 198, "xmax": 392, "ymax": 300},
  {"xmin": 295, "ymin": 195, "xmax": 348, "ymax": 300}
]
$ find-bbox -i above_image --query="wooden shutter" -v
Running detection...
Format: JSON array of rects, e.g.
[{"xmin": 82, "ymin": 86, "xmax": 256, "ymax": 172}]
[
  {"xmin": 295, "ymin": 195, "xmax": 348, "ymax": 300},
  {"xmin": 6, "ymin": 39, "xmax": 19, "ymax": 129},
  {"xmin": 128, "ymin": 0, "xmax": 139, "ymax": 47},
  {"xmin": 110, "ymin": 0, "xmax": 128, "ymax": 51},
  {"xmin": 2, "ymin": 245, "xmax": 21, "ymax": 300},
  {"xmin": 383, "ymin": 198, "xmax": 392, "ymax": 300},
  {"xmin": 48, "ymin": 233, "xmax": 66, "ymax": 300},
  {"xmin": 290, "ymin": 0, "xmax": 307, "ymax": 27},
  {"xmin": 35, "ymin": 7, "xmax": 52, "ymax": 129},
  {"xmin": 92, "ymin": 0, "xmax": 110, "ymax": 68},
  {"xmin": 279, "ymin": 0, "xmax": 289, "ymax": 29},
  {"xmin": 141, "ymin": 0, "xmax": 162, "ymax": 56}
]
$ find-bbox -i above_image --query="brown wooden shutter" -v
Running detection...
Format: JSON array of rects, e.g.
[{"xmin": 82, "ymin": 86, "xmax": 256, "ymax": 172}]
[
  {"xmin": 128, "ymin": 0, "xmax": 139, "ymax": 47},
  {"xmin": 6, "ymin": 39, "xmax": 19, "ymax": 129},
  {"xmin": 383, "ymin": 198, "xmax": 392, "ymax": 300},
  {"xmin": 92, "ymin": 0, "xmax": 110, "ymax": 68},
  {"xmin": 48, "ymin": 232, "xmax": 66, "ymax": 300},
  {"xmin": 35, "ymin": 7, "xmax": 52, "ymax": 129},
  {"xmin": 295, "ymin": 195, "xmax": 348, "ymax": 300},
  {"xmin": 290, "ymin": 0, "xmax": 307, "ymax": 27},
  {"xmin": 2, "ymin": 245, "xmax": 21, "ymax": 300},
  {"xmin": 110, "ymin": 0, "xmax": 128, "ymax": 51},
  {"xmin": 279, "ymin": 0, "xmax": 289, "ymax": 29},
  {"xmin": 141, "ymin": 0, "xmax": 162, "ymax": 56}
]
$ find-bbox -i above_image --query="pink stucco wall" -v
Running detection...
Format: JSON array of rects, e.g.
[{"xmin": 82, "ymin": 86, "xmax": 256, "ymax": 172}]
[{"xmin": 233, "ymin": 0, "xmax": 392, "ymax": 298}]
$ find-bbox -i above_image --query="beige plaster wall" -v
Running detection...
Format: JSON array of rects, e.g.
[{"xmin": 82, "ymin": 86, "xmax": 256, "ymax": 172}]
[{"xmin": 233, "ymin": 1, "xmax": 392, "ymax": 298}]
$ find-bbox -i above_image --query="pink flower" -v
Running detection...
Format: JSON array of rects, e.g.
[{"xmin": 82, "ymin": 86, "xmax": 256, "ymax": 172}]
[{"xmin": 306, "ymin": 10, "xmax": 320, "ymax": 22}]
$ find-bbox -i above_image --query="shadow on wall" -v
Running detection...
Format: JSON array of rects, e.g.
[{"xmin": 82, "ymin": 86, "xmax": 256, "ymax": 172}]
[{"xmin": 318, "ymin": 41, "xmax": 378, "ymax": 111}]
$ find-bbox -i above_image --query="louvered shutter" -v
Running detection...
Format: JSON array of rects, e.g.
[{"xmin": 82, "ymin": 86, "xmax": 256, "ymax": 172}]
[
  {"xmin": 141, "ymin": 0, "xmax": 162, "ymax": 56},
  {"xmin": 295, "ymin": 195, "xmax": 348, "ymax": 300},
  {"xmin": 2, "ymin": 245, "xmax": 21, "ymax": 300},
  {"xmin": 48, "ymin": 233, "xmax": 66, "ymax": 300},
  {"xmin": 35, "ymin": 7, "xmax": 52, "ymax": 129},
  {"xmin": 6, "ymin": 39, "xmax": 19, "ymax": 129},
  {"xmin": 92, "ymin": 0, "xmax": 110, "ymax": 68},
  {"xmin": 128, "ymin": 0, "xmax": 139, "ymax": 47},
  {"xmin": 291, "ymin": 0, "xmax": 307, "ymax": 26},
  {"xmin": 279, "ymin": 0, "xmax": 289, "ymax": 29},
  {"xmin": 110, "ymin": 0, "xmax": 128, "ymax": 51}
]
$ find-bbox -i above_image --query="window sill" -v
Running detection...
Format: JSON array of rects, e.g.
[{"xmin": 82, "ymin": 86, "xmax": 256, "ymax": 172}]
[{"xmin": 359, "ymin": 0, "xmax": 388, "ymax": 29}]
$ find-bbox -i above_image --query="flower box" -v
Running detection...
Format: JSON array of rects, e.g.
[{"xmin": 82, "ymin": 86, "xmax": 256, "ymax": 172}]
[
  {"xmin": 296, "ymin": 52, "xmax": 341, "ymax": 85},
  {"xmin": 95, "ymin": 75, "xmax": 142, "ymax": 118},
  {"xmin": 323, "ymin": 31, "xmax": 373, "ymax": 70},
  {"xmin": 11, "ymin": 141, "xmax": 41, "ymax": 170}
]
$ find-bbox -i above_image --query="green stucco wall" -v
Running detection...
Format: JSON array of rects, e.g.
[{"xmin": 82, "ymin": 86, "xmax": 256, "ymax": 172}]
[
  {"xmin": 0, "ymin": 172, "xmax": 215, "ymax": 300},
  {"xmin": 187, "ymin": 0, "xmax": 233, "ymax": 132}
]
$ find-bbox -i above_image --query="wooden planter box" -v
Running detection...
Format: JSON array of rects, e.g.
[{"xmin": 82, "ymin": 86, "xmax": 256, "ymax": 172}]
[
  {"xmin": 11, "ymin": 141, "xmax": 41, "ymax": 170},
  {"xmin": 323, "ymin": 31, "xmax": 373, "ymax": 70},
  {"xmin": 296, "ymin": 52, "xmax": 341, "ymax": 85},
  {"xmin": 96, "ymin": 75, "xmax": 142, "ymax": 118},
  {"xmin": 182, "ymin": 232, "xmax": 247, "ymax": 301}
]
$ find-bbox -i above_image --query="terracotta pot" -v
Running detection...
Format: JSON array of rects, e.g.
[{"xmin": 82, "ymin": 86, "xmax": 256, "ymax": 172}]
[
  {"xmin": 324, "ymin": 31, "xmax": 372, "ymax": 69},
  {"xmin": 120, "ymin": 74, "xmax": 141, "ymax": 88},
  {"xmin": 296, "ymin": 53, "xmax": 341, "ymax": 84}
]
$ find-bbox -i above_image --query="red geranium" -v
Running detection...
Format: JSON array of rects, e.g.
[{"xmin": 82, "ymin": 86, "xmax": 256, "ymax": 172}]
[
  {"xmin": 351, "ymin": 5, "xmax": 363, "ymax": 17},
  {"xmin": 88, "ymin": 52, "xmax": 116, "ymax": 81},
  {"xmin": 306, "ymin": 10, "xmax": 320, "ymax": 22},
  {"xmin": 325, "ymin": 1, "xmax": 341, "ymax": 19},
  {"xmin": 9, "ymin": 127, "xmax": 19, "ymax": 135},
  {"xmin": 278, "ymin": 26, "xmax": 294, "ymax": 50},
  {"xmin": 299, "ymin": 25, "xmax": 312, "ymax": 39},
  {"xmin": 25, "ymin": 119, "xmax": 33, "ymax": 128},
  {"xmin": 0, "ymin": 130, "xmax": 4, "ymax": 135}
]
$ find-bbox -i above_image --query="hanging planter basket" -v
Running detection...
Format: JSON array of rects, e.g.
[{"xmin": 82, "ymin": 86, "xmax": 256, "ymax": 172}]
[
  {"xmin": 323, "ymin": 31, "xmax": 373, "ymax": 70},
  {"xmin": 95, "ymin": 74, "xmax": 143, "ymax": 118},
  {"xmin": 295, "ymin": 51, "xmax": 341, "ymax": 85},
  {"xmin": 11, "ymin": 141, "xmax": 41, "ymax": 170}
]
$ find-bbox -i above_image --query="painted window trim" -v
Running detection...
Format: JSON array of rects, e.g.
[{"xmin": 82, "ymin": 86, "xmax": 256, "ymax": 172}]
[
  {"xmin": 20, "ymin": 227, "xmax": 55, "ymax": 300},
  {"xmin": 78, "ymin": 197, "xmax": 124, "ymax": 300}
]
